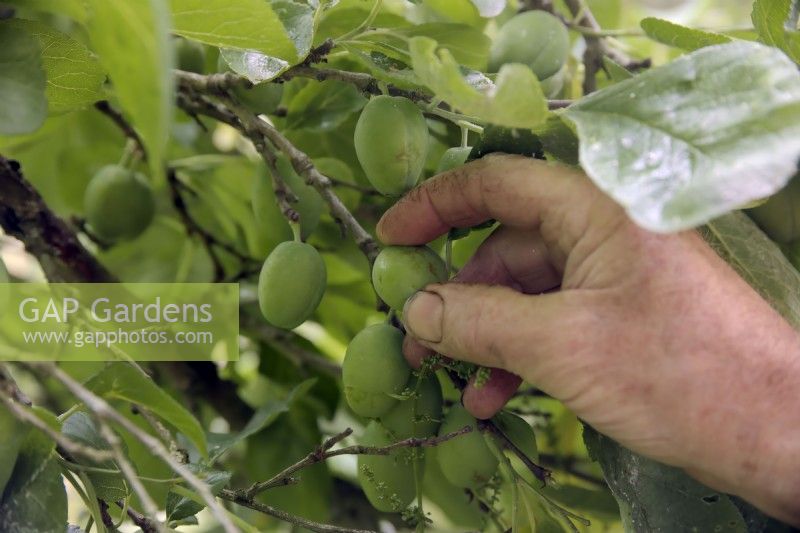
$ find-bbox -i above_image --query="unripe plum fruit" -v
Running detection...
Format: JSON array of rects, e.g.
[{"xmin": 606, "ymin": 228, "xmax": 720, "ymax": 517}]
[
  {"xmin": 258, "ymin": 241, "xmax": 326, "ymax": 329},
  {"xmin": 354, "ymin": 95, "xmax": 429, "ymax": 196},
  {"xmin": 252, "ymin": 155, "xmax": 323, "ymax": 243},
  {"xmin": 380, "ymin": 374, "xmax": 443, "ymax": 439},
  {"xmin": 436, "ymin": 405, "xmax": 499, "ymax": 488},
  {"xmin": 358, "ymin": 421, "xmax": 417, "ymax": 512},
  {"xmin": 436, "ymin": 146, "xmax": 472, "ymax": 174},
  {"xmin": 84, "ymin": 165, "xmax": 155, "ymax": 243},
  {"xmin": 343, "ymin": 324, "xmax": 411, "ymax": 418},
  {"xmin": 175, "ymin": 37, "xmax": 206, "ymax": 73},
  {"xmin": 371, "ymin": 246, "xmax": 448, "ymax": 311},
  {"xmin": 422, "ymin": 447, "xmax": 484, "ymax": 528},
  {"xmin": 747, "ymin": 176, "xmax": 800, "ymax": 244},
  {"xmin": 489, "ymin": 11, "xmax": 570, "ymax": 80}
]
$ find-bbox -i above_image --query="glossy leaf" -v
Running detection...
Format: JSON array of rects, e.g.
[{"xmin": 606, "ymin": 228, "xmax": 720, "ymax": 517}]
[
  {"xmin": 84, "ymin": 0, "xmax": 173, "ymax": 177},
  {"xmin": 0, "ymin": 22, "xmax": 47, "ymax": 135},
  {"xmin": 86, "ymin": 362, "xmax": 207, "ymax": 457},
  {"xmin": 565, "ymin": 42, "xmax": 800, "ymax": 232},
  {"xmin": 640, "ymin": 17, "xmax": 731, "ymax": 51},
  {"xmin": 7, "ymin": 19, "xmax": 105, "ymax": 114},
  {"xmin": 410, "ymin": 36, "xmax": 548, "ymax": 128}
]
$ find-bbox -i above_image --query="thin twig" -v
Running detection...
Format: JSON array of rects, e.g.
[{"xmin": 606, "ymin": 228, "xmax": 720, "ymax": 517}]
[
  {"xmin": 97, "ymin": 421, "xmax": 166, "ymax": 532},
  {"xmin": 135, "ymin": 405, "xmax": 188, "ymax": 463},
  {"xmin": 480, "ymin": 419, "xmax": 551, "ymax": 484},
  {"xmin": 95, "ymin": 101, "xmax": 147, "ymax": 160},
  {"xmin": 29, "ymin": 362, "xmax": 239, "ymax": 533}
]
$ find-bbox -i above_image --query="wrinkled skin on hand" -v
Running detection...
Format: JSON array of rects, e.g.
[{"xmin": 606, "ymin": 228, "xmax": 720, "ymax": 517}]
[{"xmin": 377, "ymin": 154, "xmax": 800, "ymax": 526}]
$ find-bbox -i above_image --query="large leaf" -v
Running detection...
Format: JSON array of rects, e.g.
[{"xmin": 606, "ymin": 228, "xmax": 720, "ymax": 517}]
[
  {"xmin": 0, "ymin": 22, "xmax": 47, "ymax": 135},
  {"xmin": 409, "ymin": 36, "xmax": 548, "ymax": 129},
  {"xmin": 0, "ymin": 414, "xmax": 67, "ymax": 533},
  {"xmin": 564, "ymin": 41, "xmax": 800, "ymax": 233},
  {"xmin": 8, "ymin": 19, "xmax": 105, "ymax": 114},
  {"xmin": 86, "ymin": 363, "xmax": 207, "ymax": 457},
  {"xmin": 84, "ymin": 0, "xmax": 173, "ymax": 177},
  {"xmin": 219, "ymin": 0, "xmax": 315, "ymax": 82},
  {"xmin": 752, "ymin": 0, "xmax": 800, "ymax": 63},
  {"xmin": 699, "ymin": 212, "xmax": 800, "ymax": 329},
  {"xmin": 166, "ymin": 469, "xmax": 230, "ymax": 522},
  {"xmin": 584, "ymin": 428, "xmax": 747, "ymax": 532},
  {"xmin": 640, "ymin": 17, "xmax": 731, "ymax": 51},
  {"xmin": 172, "ymin": 0, "xmax": 298, "ymax": 61}
]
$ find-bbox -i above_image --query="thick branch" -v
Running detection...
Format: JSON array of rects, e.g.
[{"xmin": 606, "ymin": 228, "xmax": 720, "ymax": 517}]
[{"xmin": 0, "ymin": 156, "xmax": 114, "ymax": 282}]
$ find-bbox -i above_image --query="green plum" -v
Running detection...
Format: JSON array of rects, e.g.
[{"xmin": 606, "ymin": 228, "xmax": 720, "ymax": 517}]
[
  {"xmin": 436, "ymin": 405, "xmax": 498, "ymax": 488},
  {"xmin": 343, "ymin": 324, "xmax": 411, "ymax": 418},
  {"xmin": 371, "ymin": 246, "xmax": 448, "ymax": 311},
  {"xmin": 422, "ymin": 447, "xmax": 485, "ymax": 528},
  {"xmin": 380, "ymin": 374, "xmax": 443, "ymax": 439},
  {"xmin": 358, "ymin": 421, "xmax": 417, "ymax": 512},
  {"xmin": 84, "ymin": 165, "xmax": 155, "ymax": 243},
  {"xmin": 489, "ymin": 11, "xmax": 570, "ymax": 80},
  {"xmin": 354, "ymin": 95, "xmax": 429, "ymax": 196},
  {"xmin": 258, "ymin": 241, "xmax": 327, "ymax": 329},
  {"xmin": 436, "ymin": 146, "xmax": 472, "ymax": 174}
]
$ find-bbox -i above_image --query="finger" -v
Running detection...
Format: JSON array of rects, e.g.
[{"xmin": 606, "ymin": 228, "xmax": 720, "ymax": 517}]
[
  {"xmin": 402, "ymin": 283, "xmax": 591, "ymax": 384},
  {"xmin": 455, "ymin": 226, "xmax": 561, "ymax": 292},
  {"xmin": 402, "ymin": 334, "xmax": 435, "ymax": 369},
  {"xmin": 377, "ymin": 155, "xmax": 595, "ymax": 257},
  {"xmin": 463, "ymin": 368, "xmax": 522, "ymax": 420}
]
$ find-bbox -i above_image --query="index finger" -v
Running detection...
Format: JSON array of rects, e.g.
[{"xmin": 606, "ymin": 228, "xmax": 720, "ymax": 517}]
[{"xmin": 376, "ymin": 154, "xmax": 593, "ymax": 246}]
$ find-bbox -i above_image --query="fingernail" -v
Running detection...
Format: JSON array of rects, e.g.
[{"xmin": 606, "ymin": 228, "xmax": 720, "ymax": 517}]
[{"xmin": 403, "ymin": 291, "xmax": 443, "ymax": 343}]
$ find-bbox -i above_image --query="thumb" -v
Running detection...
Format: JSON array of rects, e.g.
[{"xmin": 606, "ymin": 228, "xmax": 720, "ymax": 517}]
[{"xmin": 402, "ymin": 283, "xmax": 588, "ymax": 382}]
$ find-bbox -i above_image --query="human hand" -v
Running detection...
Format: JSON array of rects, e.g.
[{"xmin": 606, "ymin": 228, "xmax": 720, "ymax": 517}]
[{"xmin": 377, "ymin": 154, "xmax": 800, "ymax": 525}]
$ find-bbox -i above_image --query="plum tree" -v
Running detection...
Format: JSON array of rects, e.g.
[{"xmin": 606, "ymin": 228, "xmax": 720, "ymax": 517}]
[
  {"xmin": 258, "ymin": 241, "xmax": 327, "ymax": 329},
  {"xmin": 357, "ymin": 421, "xmax": 417, "ymax": 512},
  {"xmin": 217, "ymin": 56, "xmax": 284, "ymax": 115},
  {"xmin": 371, "ymin": 245, "xmax": 448, "ymax": 310},
  {"xmin": 354, "ymin": 95, "xmax": 429, "ymax": 196},
  {"xmin": 174, "ymin": 37, "xmax": 205, "ymax": 73},
  {"xmin": 436, "ymin": 146, "xmax": 472, "ymax": 174},
  {"xmin": 494, "ymin": 410, "xmax": 538, "ymax": 461},
  {"xmin": 436, "ymin": 405, "xmax": 499, "ymax": 488},
  {"xmin": 747, "ymin": 176, "xmax": 800, "ymax": 243},
  {"xmin": 380, "ymin": 374, "xmax": 443, "ymax": 439},
  {"xmin": 252, "ymin": 155, "xmax": 323, "ymax": 243},
  {"xmin": 342, "ymin": 324, "xmax": 411, "ymax": 417},
  {"xmin": 84, "ymin": 165, "xmax": 155, "ymax": 243},
  {"xmin": 488, "ymin": 11, "xmax": 570, "ymax": 80}
]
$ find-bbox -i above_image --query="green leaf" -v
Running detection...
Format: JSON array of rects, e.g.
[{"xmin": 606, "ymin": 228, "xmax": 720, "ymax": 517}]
[
  {"xmin": 752, "ymin": 0, "xmax": 800, "ymax": 63},
  {"xmin": 166, "ymin": 469, "xmax": 230, "ymax": 522},
  {"xmin": 699, "ymin": 212, "xmax": 800, "ymax": 329},
  {"xmin": 285, "ymin": 80, "xmax": 367, "ymax": 131},
  {"xmin": 84, "ymin": 0, "xmax": 173, "ymax": 177},
  {"xmin": 640, "ymin": 17, "xmax": 731, "ymax": 51},
  {"xmin": 410, "ymin": 36, "xmax": 548, "ymax": 129},
  {"xmin": 61, "ymin": 411, "xmax": 129, "ymax": 503},
  {"xmin": 0, "ymin": 22, "xmax": 47, "ymax": 135},
  {"xmin": 171, "ymin": 0, "xmax": 297, "ymax": 60},
  {"xmin": 602, "ymin": 56, "xmax": 634, "ymax": 82},
  {"xmin": 0, "ymin": 416, "xmax": 67, "ymax": 533},
  {"xmin": 584, "ymin": 427, "xmax": 747, "ymax": 532},
  {"xmin": 86, "ymin": 363, "xmax": 207, "ymax": 457},
  {"xmin": 7, "ymin": 19, "xmax": 105, "ymax": 114},
  {"xmin": 564, "ymin": 41, "xmax": 800, "ymax": 232},
  {"xmin": 208, "ymin": 379, "xmax": 316, "ymax": 461}
]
